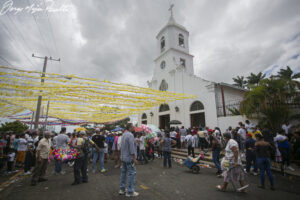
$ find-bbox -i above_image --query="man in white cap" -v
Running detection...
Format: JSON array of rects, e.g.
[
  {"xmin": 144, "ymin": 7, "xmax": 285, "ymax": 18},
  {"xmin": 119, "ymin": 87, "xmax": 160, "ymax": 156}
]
[{"xmin": 31, "ymin": 131, "xmax": 51, "ymax": 186}]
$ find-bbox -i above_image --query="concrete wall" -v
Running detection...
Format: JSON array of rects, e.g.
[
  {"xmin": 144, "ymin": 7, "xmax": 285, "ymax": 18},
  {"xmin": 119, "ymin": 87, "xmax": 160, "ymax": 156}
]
[{"xmin": 217, "ymin": 115, "xmax": 258, "ymax": 132}]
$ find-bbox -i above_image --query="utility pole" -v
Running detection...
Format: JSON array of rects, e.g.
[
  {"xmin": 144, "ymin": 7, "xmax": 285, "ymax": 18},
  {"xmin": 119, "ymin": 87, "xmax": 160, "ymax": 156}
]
[
  {"xmin": 44, "ymin": 99, "xmax": 50, "ymax": 130},
  {"xmin": 32, "ymin": 54, "xmax": 60, "ymax": 130}
]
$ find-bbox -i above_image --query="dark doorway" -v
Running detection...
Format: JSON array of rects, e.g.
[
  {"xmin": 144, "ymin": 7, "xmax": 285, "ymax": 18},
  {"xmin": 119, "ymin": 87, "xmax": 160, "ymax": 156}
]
[
  {"xmin": 142, "ymin": 120, "xmax": 147, "ymax": 125},
  {"xmin": 190, "ymin": 113, "xmax": 205, "ymax": 128},
  {"xmin": 159, "ymin": 114, "xmax": 170, "ymax": 130}
]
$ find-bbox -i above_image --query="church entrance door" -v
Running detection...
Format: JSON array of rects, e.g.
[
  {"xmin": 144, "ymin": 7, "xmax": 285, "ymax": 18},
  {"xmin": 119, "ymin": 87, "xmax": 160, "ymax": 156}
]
[
  {"xmin": 190, "ymin": 113, "xmax": 205, "ymax": 128},
  {"xmin": 159, "ymin": 114, "xmax": 170, "ymax": 130}
]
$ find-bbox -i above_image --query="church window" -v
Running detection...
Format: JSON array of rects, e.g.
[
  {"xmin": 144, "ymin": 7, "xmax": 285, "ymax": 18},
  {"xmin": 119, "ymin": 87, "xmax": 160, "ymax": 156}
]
[
  {"xmin": 159, "ymin": 79, "xmax": 168, "ymax": 91},
  {"xmin": 142, "ymin": 113, "xmax": 147, "ymax": 119},
  {"xmin": 159, "ymin": 104, "xmax": 170, "ymax": 112},
  {"xmin": 160, "ymin": 61, "xmax": 166, "ymax": 69},
  {"xmin": 190, "ymin": 101, "xmax": 204, "ymax": 111},
  {"xmin": 180, "ymin": 58, "xmax": 186, "ymax": 67},
  {"xmin": 160, "ymin": 36, "xmax": 165, "ymax": 52},
  {"xmin": 179, "ymin": 34, "xmax": 184, "ymax": 47}
]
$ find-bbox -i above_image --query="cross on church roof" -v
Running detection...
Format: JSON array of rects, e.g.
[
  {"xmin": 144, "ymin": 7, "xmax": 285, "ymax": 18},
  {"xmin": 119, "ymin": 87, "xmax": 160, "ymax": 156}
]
[{"xmin": 168, "ymin": 4, "xmax": 174, "ymax": 18}]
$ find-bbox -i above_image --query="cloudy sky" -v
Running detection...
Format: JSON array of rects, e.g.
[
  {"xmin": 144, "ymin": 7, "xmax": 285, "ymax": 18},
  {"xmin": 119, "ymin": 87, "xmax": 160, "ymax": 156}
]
[{"xmin": 0, "ymin": 0, "xmax": 300, "ymax": 87}]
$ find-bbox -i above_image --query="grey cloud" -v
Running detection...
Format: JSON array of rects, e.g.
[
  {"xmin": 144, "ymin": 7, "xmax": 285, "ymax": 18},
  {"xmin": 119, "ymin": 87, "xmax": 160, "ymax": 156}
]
[{"xmin": 0, "ymin": 0, "xmax": 300, "ymax": 86}]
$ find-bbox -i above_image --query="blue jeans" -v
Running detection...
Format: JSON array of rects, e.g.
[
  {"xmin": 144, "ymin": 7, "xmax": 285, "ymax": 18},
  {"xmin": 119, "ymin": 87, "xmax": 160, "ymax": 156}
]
[
  {"xmin": 257, "ymin": 157, "xmax": 274, "ymax": 187},
  {"xmin": 120, "ymin": 161, "xmax": 136, "ymax": 195},
  {"xmin": 55, "ymin": 159, "xmax": 62, "ymax": 173},
  {"xmin": 138, "ymin": 150, "xmax": 148, "ymax": 163},
  {"xmin": 163, "ymin": 151, "xmax": 172, "ymax": 167},
  {"xmin": 92, "ymin": 148, "xmax": 105, "ymax": 171},
  {"xmin": 212, "ymin": 149, "xmax": 222, "ymax": 173}
]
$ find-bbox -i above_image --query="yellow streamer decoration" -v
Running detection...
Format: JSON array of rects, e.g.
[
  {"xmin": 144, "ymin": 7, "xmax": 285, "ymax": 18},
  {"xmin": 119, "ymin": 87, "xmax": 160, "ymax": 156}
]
[{"xmin": 0, "ymin": 66, "xmax": 195, "ymax": 123}]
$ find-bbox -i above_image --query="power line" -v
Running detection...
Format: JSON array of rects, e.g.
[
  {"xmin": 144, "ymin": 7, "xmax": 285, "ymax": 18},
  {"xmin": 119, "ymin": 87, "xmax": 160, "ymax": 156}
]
[
  {"xmin": 0, "ymin": 18, "xmax": 36, "ymax": 68},
  {"xmin": 41, "ymin": 0, "xmax": 62, "ymax": 69},
  {"xmin": 42, "ymin": 0, "xmax": 59, "ymax": 57},
  {"xmin": 26, "ymin": 0, "xmax": 52, "ymax": 56},
  {"xmin": 0, "ymin": 55, "xmax": 14, "ymax": 67}
]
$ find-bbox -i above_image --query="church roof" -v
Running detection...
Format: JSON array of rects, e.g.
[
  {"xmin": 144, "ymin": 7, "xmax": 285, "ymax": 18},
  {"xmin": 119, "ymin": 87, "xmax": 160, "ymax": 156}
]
[{"xmin": 156, "ymin": 15, "xmax": 188, "ymax": 38}]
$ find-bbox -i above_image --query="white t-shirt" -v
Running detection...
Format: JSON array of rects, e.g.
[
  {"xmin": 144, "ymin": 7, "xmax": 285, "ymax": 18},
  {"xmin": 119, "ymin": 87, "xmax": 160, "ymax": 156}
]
[
  {"xmin": 139, "ymin": 136, "xmax": 145, "ymax": 150},
  {"xmin": 225, "ymin": 139, "xmax": 241, "ymax": 164},
  {"xmin": 238, "ymin": 128, "xmax": 246, "ymax": 140},
  {"xmin": 282, "ymin": 124, "xmax": 292, "ymax": 135},
  {"xmin": 8, "ymin": 152, "xmax": 15, "ymax": 162},
  {"xmin": 274, "ymin": 134, "xmax": 287, "ymax": 142},
  {"xmin": 185, "ymin": 135, "xmax": 195, "ymax": 147},
  {"xmin": 213, "ymin": 130, "xmax": 221, "ymax": 140},
  {"xmin": 245, "ymin": 123, "xmax": 255, "ymax": 132},
  {"xmin": 18, "ymin": 138, "xmax": 27, "ymax": 151},
  {"xmin": 170, "ymin": 131, "xmax": 177, "ymax": 138}
]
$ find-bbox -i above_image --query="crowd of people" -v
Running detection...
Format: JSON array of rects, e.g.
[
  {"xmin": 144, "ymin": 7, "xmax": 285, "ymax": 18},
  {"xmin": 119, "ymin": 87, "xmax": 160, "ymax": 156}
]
[{"xmin": 0, "ymin": 120, "xmax": 300, "ymax": 196}]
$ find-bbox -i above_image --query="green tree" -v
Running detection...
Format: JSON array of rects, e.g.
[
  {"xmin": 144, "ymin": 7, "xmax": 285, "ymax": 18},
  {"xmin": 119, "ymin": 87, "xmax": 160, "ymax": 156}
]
[
  {"xmin": 240, "ymin": 78, "xmax": 295, "ymax": 132},
  {"xmin": 276, "ymin": 66, "xmax": 300, "ymax": 89},
  {"xmin": 232, "ymin": 76, "xmax": 247, "ymax": 88},
  {"xmin": 0, "ymin": 121, "xmax": 29, "ymax": 135},
  {"xmin": 247, "ymin": 72, "xmax": 266, "ymax": 86}
]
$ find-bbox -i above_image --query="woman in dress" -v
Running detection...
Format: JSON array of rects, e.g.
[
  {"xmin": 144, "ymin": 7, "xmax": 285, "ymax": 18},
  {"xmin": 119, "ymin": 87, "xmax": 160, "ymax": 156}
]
[{"xmin": 216, "ymin": 133, "xmax": 246, "ymax": 192}]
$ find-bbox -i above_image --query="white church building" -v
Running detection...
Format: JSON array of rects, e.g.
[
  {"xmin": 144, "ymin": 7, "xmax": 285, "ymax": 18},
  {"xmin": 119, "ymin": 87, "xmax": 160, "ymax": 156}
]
[{"xmin": 138, "ymin": 10, "xmax": 248, "ymax": 132}]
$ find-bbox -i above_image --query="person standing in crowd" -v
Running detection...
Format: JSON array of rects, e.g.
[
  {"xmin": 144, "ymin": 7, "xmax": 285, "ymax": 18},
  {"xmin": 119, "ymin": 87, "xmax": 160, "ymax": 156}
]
[
  {"xmin": 71, "ymin": 131, "xmax": 88, "ymax": 185},
  {"xmin": 282, "ymin": 121, "xmax": 292, "ymax": 141},
  {"xmin": 53, "ymin": 127, "xmax": 70, "ymax": 175},
  {"xmin": 113, "ymin": 132, "xmax": 122, "ymax": 168},
  {"xmin": 245, "ymin": 133, "xmax": 258, "ymax": 175},
  {"xmin": 31, "ymin": 131, "xmax": 51, "ymax": 186},
  {"xmin": 185, "ymin": 131, "xmax": 195, "ymax": 158},
  {"xmin": 245, "ymin": 120, "xmax": 255, "ymax": 133},
  {"xmin": 255, "ymin": 134, "xmax": 275, "ymax": 190},
  {"xmin": 91, "ymin": 128, "xmax": 106, "ymax": 173},
  {"xmin": 119, "ymin": 123, "xmax": 139, "ymax": 197},
  {"xmin": 161, "ymin": 132, "xmax": 176, "ymax": 168},
  {"xmin": 216, "ymin": 133, "xmax": 246, "ymax": 192},
  {"xmin": 138, "ymin": 132, "xmax": 147, "ymax": 164},
  {"xmin": 24, "ymin": 133, "xmax": 34, "ymax": 175},
  {"xmin": 274, "ymin": 130, "xmax": 294, "ymax": 175},
  {"xmin": 293, "ymin": 130, "xmax": 300, "ymax": 160},
  {"xmin": 210, "ymin": 135, "xmax": 222, "ymax": 175},
  {"xmin": 237, "ymin": 124, "xmax": 247, "ymax": 151},
  {"xmin": 198, "ymin": 129, "xmax": 206, "ymax": 151},
  {"xmin": 213, "ymin": 127, "xmax": 222, "ymax": 141},
  {"xmin": 180, "ymin": 126, "xmax": 187, "ymax": 149},
  {"xmin": 16, "ymin": 134, "xmax": 27, "ymax": 167},
  {"xmin": 6, "ymin": 148, "xmax": 15, "ymax": 174},
  {"xmin": 170, "ymin": 127, "xmax": 177, "ymax": 141},
  {"xmin": 176, "ymin": 128, "xmax": 181, "ymax": 149}
]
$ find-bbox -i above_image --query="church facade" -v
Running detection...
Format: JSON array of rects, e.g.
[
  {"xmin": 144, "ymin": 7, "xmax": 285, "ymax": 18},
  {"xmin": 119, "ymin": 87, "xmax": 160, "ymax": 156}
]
[{"xmin": 138, "ymin": 12, "xmax": 248, "ymax": 132}]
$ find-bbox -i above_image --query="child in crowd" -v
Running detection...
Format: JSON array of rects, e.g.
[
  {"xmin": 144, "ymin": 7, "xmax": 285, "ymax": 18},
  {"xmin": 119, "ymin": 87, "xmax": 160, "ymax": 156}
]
[{"xmin": 7, "ymin": 148, "xmax": 15, "ymax": 174}]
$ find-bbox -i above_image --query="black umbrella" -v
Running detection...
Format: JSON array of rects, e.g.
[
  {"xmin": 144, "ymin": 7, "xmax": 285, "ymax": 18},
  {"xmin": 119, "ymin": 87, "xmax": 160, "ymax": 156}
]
[{"xmin": 169, "ymin": 120, "xmax": 182, "ymax": 125}]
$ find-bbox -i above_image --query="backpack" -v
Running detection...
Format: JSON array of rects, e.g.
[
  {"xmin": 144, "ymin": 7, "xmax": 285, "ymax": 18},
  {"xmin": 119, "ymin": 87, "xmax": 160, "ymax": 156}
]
[
  {"xmin": 82, "ymin": 138, "xmax": 90, "ymax": 155},
  {"xmin": 187, "ymin": 137, "xmax": 193, "ymax": 147}
]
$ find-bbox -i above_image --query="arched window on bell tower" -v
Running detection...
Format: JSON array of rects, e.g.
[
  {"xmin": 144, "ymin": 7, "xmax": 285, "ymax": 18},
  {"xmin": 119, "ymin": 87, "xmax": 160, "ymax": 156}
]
[
  {"xmin": 179, "ymin": 34, "xmax": 184, "ymax": 47},
  {"xmin": 160, "ymin": 36, "xmax": 165, "ymax": 52}
]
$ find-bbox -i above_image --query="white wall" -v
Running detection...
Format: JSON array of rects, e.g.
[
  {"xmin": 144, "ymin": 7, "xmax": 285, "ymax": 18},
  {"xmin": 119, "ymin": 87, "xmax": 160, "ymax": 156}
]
[{"xmin": 217, "ymin": 115, "xmax": 258, "ymax": 132}]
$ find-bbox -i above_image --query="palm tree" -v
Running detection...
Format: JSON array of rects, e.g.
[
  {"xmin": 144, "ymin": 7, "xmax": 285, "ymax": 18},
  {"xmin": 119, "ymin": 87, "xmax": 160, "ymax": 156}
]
[
  {"xmin": 232, "ymin": 76, "xmax": 247, "ymax": 88},
  {"xmin": 240, "ymin": 78, "xmax": 296, "ymax": 132},
  {"xmin": 247, "ymin": 72, "xmax": 266, "ymax": 86},
  {"xmin": 276, "ymin": 66, "xmax": 300, "ymax": 90},
  {"xmin": 276, "ymin": 66, "xmax": 300, "ymax": 80}
]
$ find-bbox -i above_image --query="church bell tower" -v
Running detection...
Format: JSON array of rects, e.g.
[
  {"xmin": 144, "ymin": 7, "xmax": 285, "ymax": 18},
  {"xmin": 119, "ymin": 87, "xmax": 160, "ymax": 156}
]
[{"xmin": 152, "ymin": 4, "xmax": 195, "ymax": 85}]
